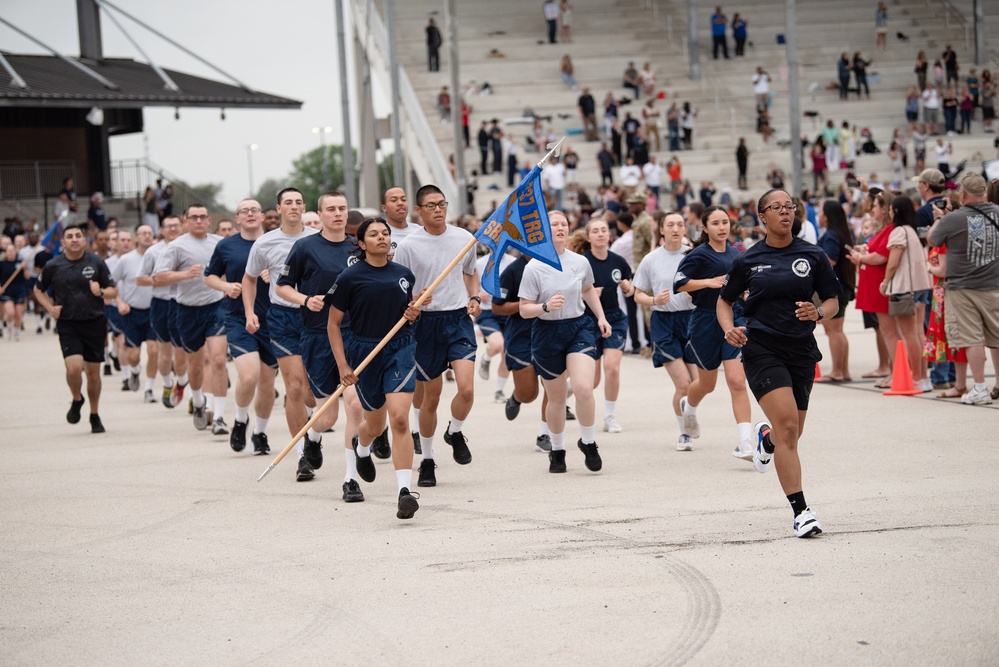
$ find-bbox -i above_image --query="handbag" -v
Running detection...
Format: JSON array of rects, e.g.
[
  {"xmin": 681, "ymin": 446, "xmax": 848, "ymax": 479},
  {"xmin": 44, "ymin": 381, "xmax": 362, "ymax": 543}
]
[{"xmin": 888, "ymin": 226, "xmax": 916, "ymax": 317}]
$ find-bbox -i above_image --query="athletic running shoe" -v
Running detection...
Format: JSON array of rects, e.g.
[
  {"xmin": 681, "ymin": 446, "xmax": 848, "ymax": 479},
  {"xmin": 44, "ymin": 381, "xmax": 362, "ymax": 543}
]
[
  {"xmin": 577, "ymin": 439, "xmax": 602, "ymax": 472},
  {"xmin": 66, "ymin": 398, "xmax": 84, "ymax": 424},
  {"xmin": 128, "ymin": 371, "xmax": 140, "ymax": 392},
  {"xmin": 251, "ymin": 432, "xmax": 270, "ymax": 456},
  {"xmin": 733, "ymin": 438, "xmax": 754, "ymax": 461},
  {"xmin": 143, "ymin": 389, "xmax": 156, "ymax": 404},
  {"xmin": 412, "ymin": 431, "xmax": 422, "ymax": 455},
  {"xmin": 192, "ymin": 403, "xmax": 209, "ymax": 431},
  {"xmin": 793, "ymin": 508, "xmax": 823, "ymax": 538},
  {"xmin": 565, "ymin": 406, "xmax": 576, "ymax": 421},
  {"xmin": 342, "ymin": 479, "xmax": 364, "ymax": 503},
  {"xmin": 961, "ymin": 386, "xmax": 993, "ymax": 405},
  {"xmin": 535, "ymin": 434, "xmax": 552, "ymax": 452},
  {"xmin": 445, "ymin": 369, "xmax": 455, "ymax": 382},
  {"xmin": 372, "ymin": 427, "xmax": 391, "ymax": 459},
  {"xmin": 111, "ymin": 354, "xmax": 121, "ymax": 371},
  {"xmin": 493, "ymin": 390, "xmax": 506, "ymax": 404},
  {"xmin": 916, "ymin": 378, "xmax": 933, "ymax": 393},
  {"xmin": 478, "ymin": 355, "xmax": 490, "ymax": 380},
  {"xmin": 353, "ymin": 436, "xmax": 376, "ymax": 483},
  {"xmin": 397, "ymin": 487, "xmax": 420, "ymax": 520},
  {"xmin": 753, "ymin": 421, "xmax": 774, "ymax": 474},
  {"xmin": 170, "ymin": 382, "xmax": 186, "ymax": 409},
  {"xmin": 679, "ymin": 398, "xmax": 700, "ymax": 438},
  {"xmin": 296, "ymin": 456, "xmax": 315, "ymax": 482},
  {"xmin": 162, "ymin": 387, "xmax": 174, "ymax": 409},
  {"xmin": 303, "ymin": 433, "xmax": 323, "ymax": 469},
  {"xmin": 548, "ymin": 449, "xmax": 567, "ymax": 473},
  {"xmin": 417, "ymin": 459, "xmax": 437, "ymax": 487},
  {"xmin": 187, "ymin": 397, "xmax": 193, "ymax": 415},
  {"xmin": 211, "ymin": 417, "xmax": 228, "ymax": 436},
  {"xmin": 505, "ymin": 396, "xmax": 522, "ymax": 421},
  {"xmin": 992, "ymin": 386, "xmax": 999, "ymax": 400},
  {"xmin": 603, "ymin": 415, "xmax": 622, "ymax": 433},
  {"xmin": 90, "ymin": 414, "xmax": 105, "ymax": 434},
  {"xmin": 443, "ymin": 424, "xmax": 472, "ymax": 464},
  {"xmin": 103, "ymin": 363, "xmax": 112, "ymax": 376},
  {"xmin": 230, "ymin": 419, "xmax": 248, "ymax": 452},
  {"xmin": 120, "ymin": 379, "xmax": 131, "ymax": 392},
  {"xmin": 676, "ymin": 434, "xmax": 693, "ymax": 451}
]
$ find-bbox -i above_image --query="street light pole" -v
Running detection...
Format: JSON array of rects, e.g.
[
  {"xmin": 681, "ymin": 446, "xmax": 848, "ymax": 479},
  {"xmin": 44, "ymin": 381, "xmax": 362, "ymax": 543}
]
[
  {"xmin": 312, "ymin": 126, "xmax": 333, "ymax": 191},
  {"xmin": 246, "ymin": 143, "xmax": 258, "ymax": 197}
]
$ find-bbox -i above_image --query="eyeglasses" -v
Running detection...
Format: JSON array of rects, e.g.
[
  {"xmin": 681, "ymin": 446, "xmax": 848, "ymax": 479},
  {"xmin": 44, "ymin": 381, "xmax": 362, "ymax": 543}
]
[
  {"xmin": 420, "ymin": 201, "xmax": 448, "ymax": 211},
  {"xmin": 187, "ymin": 215, "xmax": 210, "ymax": 222},
  {"xmin": 762, "ymin": 204, "xmax": 797, "ymax": 213},
  {"xmin": 237, "ymin": 207, "xmax": 262, "ymax": 215}
]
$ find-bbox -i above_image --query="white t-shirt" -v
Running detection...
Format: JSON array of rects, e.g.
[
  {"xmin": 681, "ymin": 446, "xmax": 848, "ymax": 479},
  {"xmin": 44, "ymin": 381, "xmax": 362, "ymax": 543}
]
[
  {"xmin": 140, "ymin": 241, "xmax": 175, "ymax": 300},
  {"xmin": 620, "ymin": 165, "xmax": 642, "ymax": 187},
  {"xmin": 393, "ymin": 225, "xmax": 477, "ymax": 311},
  {"xmin": 935, "ymin": 143, "xmax": 952, "ymax": 164},
  {"xmin": 112, "ymin": 249, "xmax": 153, "ymax": 309},
  {"xmin": 752, "ymin": 73, "xmax": 770, "ymax": 95},
  {"xmin": 642, "ymin": 162, "xmax": 663, "ymax": 187},
  {"xmin": 632, "ymin": 246, "xmax": 693, "ymax": 312},
  {"xmin": 153, "ymin": 233, "xmax": 223, "ymax": 307},
  {"xmin": 388, "ymin": 222, "xmax": 422, "ymax": 255},
  {"xmin": 610, "ymin": 229, "xmax": 635, "ymax": 271},
  {"xmin": 544, "ymin": 163, "xmax": 567, "ymax": 190},
  {"xmin": 519, "ymin": 249, "xmax": 593, "ymax": 321},
  {"xmin": 245, "ymin": 226, "xmax": 318, "ymax": 308}
]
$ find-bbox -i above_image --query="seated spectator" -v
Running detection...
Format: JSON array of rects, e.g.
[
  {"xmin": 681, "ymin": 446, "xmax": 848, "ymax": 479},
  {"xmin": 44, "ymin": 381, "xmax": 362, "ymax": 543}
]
[
  {"xmin": 639, "ymin": 62, "xmax": 656, "ymax": 97},
  {"xmin": 623, "ymin": 61, "xmax": 640, "ymax": 99}
]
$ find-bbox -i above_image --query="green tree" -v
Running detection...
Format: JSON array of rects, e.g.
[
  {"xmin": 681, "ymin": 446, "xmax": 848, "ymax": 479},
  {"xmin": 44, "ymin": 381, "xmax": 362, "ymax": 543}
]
[
  {"xmin": 253, "ymin": 178, "xmax": 283, "ymax": 209},
  {"xmin": 288, "ymin": 145, "xmax": 357, "ymax": 210}
]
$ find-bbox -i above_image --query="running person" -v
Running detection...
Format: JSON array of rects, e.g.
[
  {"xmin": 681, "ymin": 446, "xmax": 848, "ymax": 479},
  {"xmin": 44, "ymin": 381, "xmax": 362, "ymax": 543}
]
[
  {"xmin": 34, "ymin": 223, "xmax": 117, "ymax": 433},
  {"xmin": 329, "ymin": 218, "xmax": 427, "ymax": 518},
  {"xmin": 520, "ymin": 210, "xmax": 612, "ymax": 473},
  {"xmin": 111, "ymin": 225, "xmax": 160, "ymax": 402},
  {"xmin": 718, "ymin": 189, "xmax": 840, "ymax": 537},
  {"xmin": 674, "ymin": 205, "xmax": 755, "ymax": 460},
  {"xmin": 380, "ymin": 186, "xmax": 422, "ymax": 256},
  {"xmin": 204, "ymin": 200, "xmax": 277, "ymax": 455},
  {"xmin": 632, "ymin": 211, "xmax": 699, "ymax": 450},
  {"xmin": 393, "ymin": 185, "xmax": 481, "ymax": 488},
  {"xmin": 102, "ymin": 230, "xmax": 126, "ymax": 377},
  {"xmin": 475, "ymin": 250, "xmax": 514, "ymax": 402},
  {"xmin": 1, "ymin": 243, "xmax": 28, "ymax": 340}
]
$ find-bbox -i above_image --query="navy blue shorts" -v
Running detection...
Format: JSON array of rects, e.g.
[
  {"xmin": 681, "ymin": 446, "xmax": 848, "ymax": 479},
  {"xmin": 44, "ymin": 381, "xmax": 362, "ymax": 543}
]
[
  {"xmin": 413, "ymin": 308, "xmax": 477, "ymax": 381},
  {"xmin": 651, "ymin": 310, "xmax": 695, "ymax": 368},
  {"xmin": 177, "ymin": 301, "xmax": 226, "ymax": 353},
  {"xmin": 225, "ymin": 313, "xmax": 277, "ymax": 369},
  {"xmin": 149, "ymin": 298, "xmax": 172, "ymax": 343},
  {"xmin": 476, "ymin": 311, "xmax": 507, "ymax": 337},
  {"xmin": 742, "ymin": 330, "xmax": 820, "ymax": 411},
  {"xmin": 348, "ymin": 332, "xmax": 417, "ymax": 411},
  {"xmin": 105, "ymin": 304, "xmax": 124, "ymax": 335},
  {"xmin": 167, "ymin": 299, "xmax": 184, "ymax": 347},
  {"xmin": 593, "ymin": 310, "xmax": 627, "ymax": 355},
  {"xmin": 122, "ymin": 307, "xmax": 154, "ymax": 348},
  {"xmin": 1, "ymin": 283, "xmax": 26, "ymax": 303},
  {"xmin": 685, "ymin": 307, "xmax": 744, "ymax": 371},
  {"xmin": 503, "ymin": 317, "xmax": 534, "ymax": 371},
  {"xmin": 531, "ymin": 316, "xmax": 598, "ymax": 380},
  {"xmin": 300, "ymin": 328, "xmax": 341, "ymax": 398},
  {"xmin": 268, "ymin": 305, "xmax": 302, "ymax": 359}
]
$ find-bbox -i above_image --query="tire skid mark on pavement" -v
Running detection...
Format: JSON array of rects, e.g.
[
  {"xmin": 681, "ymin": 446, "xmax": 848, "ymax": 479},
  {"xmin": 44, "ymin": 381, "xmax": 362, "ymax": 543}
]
[
  {"xmin": 63, "ymin": 499, "xmax": 221, "ymax": 550},
  {"xmin": 244, "ymin": 607, "xmax": 338, "ymax": 667}
]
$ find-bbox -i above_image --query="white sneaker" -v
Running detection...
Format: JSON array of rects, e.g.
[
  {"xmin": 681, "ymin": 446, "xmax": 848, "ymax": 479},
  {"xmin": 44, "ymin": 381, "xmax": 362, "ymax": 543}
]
[
  {"xmin": 676, "ymin": 434, "xmax": 693, "ymax": 451},
  {"xmin": 679, "ymin": 397, "xmax": 700, "ymax": 438},
  {"xmin": 493, "ymin": 390, "xmax": 506, "ymax": 403},
  {"xmin": 732, "ymin": 438, "xmax": 754, "ymax": 461},
  {"xmin": 961, "ymin": 386, "xmax": 993, "ymax": 405},
  {"xmin": 478, "ymin": 355, "xmax": 490, "ymax": 380},
  {"xmin": 603, "ymin": 415, "xmax": 622, "ymax": 433},
  {"xmin": 916, "ymin": 379, "xmax": 933, "ymax": 393},
  {"xmin": 753, "ymin": 421, "xmax": 773, "ymax": 474},
  {"xmin": 793, "ymin": 508, "xmax": 823, "ymax": 538}
]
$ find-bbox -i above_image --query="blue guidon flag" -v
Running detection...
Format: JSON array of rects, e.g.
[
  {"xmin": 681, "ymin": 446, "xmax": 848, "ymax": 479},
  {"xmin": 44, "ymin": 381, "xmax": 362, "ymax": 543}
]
[
  {"xmin": 41, "ymin": 219, "xmax": 64, "ymax": 255},
  {"xmin": 474, "ymin": 165, "xmax": 562, "ymax": 298}
]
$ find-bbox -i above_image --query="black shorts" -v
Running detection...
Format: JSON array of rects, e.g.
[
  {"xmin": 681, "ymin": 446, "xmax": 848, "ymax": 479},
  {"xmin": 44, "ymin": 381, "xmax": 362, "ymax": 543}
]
[
  {"xmin": 56, "ymin": 318, "xmax": 107, "ymax": 363},
  {"xmin": 742, "ymin": 330, "xmax": 820, "ymax": 411},
  {"xmin": 862, "ymin": 310, "xmax": 880, "ymax": 329},
  {"xmin": 832, "ymin": 292, "xmax": 850, "ymax": 320}
]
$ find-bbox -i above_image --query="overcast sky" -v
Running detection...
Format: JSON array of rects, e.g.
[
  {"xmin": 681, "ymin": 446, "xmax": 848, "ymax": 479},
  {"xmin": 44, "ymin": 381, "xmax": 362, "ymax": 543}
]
[{"xmin": 2, "ymin": 0, "xmax": 372, "ymax": 209}]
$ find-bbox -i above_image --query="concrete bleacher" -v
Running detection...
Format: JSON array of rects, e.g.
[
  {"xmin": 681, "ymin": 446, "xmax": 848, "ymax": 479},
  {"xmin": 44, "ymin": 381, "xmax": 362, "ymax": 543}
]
[{"xmin": 387, "ymin": 0, "xmax": 998, "ymax": 213}]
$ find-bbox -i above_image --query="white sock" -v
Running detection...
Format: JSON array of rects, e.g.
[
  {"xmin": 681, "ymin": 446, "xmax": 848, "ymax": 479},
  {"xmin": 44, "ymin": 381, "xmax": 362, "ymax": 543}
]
[
  {"xmin": 580, "ymin": 424, "xmax": 596, "ymax": 444},
  {"xmin": 121, "ymin": 363, "xmax": 132, "ymax": 377},
  {"xmin": 177, "ymin": 373, "xmax": 188, "ymax": 386},
  {"xmin": 974, "ymin": 382, "xmax": 987, "ymax": 392},
  {"xmin": 411, "ymin": 408, "xmax": 421, "ymax": 432},
  {"xmin": 236, "ymin": 405, "xmax": 250, "ymax": 423},
  {"xmin": 737, "ymin": 422, "xmax": 753, "ymax": 442},
  {"xmin": 551, "ymin": 431, "xmax": 566, "ymax": 450},
  {"xmin": 675, "ymin": 415, "xmax": 686, "ymax": 434},
  {"xmin": 482, "ymin": 350, "xmax": 490, "ymax": 362},
  {"xmin": 683, "ymin": 400, "xmax": 697, "ymax": 416},
  {"xmin": 496, "ymin": 375, "xmax": 508, "ymax": 392},
  {"xmin": 213, "ymin": 395, "xmax": 225, "ymax": 418},
  {"xmin": 192, "ymin": 388, "xmax": 205, "ymax": 407},
  {"xmin": 162, "ymin": 373, "xmax": 174, "ymax": 388},
  {"xmin": 344, "ymin": 448, "xmax": 357, "ymax": 482},
  {"xmin": 447, "ymin": 418, "xmax": 464, "ymax": 434},
  {"xmin": 396, "ymin": 469, "xmax": 413, "ymax": 492},
  {"xmin": 307, "ymin": 406, "xmax": 315, "ymax": 418},
  {"xmin": 356, "ymin": 440, "xmax": 372, "ymax": 457},
  {"xmin": 307, "ymin": 428, "xmax": 322, "ymax": 442},
  {"xmin": 133, "ymin": 364, "xmax": 141, "ymax": 377},
  {"xmin": 538, "ymin": 421, "xmax": 551, "ymax": 437},
  {"xmin": 420, "ymin": 436, "xmax": 434, "ymax": 460},
  {"xmin": 254, "ymin": 417, "xmax": 269, "ymax": 435},
  {"xmin": 605, "ymin": 400, "xmax": 617, "ymax": 417},
  {"xmin": 144, "ymin": 377, "xmax": 154, "ymax": 391}
]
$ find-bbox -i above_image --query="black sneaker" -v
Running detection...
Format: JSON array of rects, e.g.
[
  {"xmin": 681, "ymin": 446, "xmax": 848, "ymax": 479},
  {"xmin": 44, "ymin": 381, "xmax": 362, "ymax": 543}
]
[
  {"xmin": 412, "ymin": 431, "xmax": 422, "ymax": 455},
  {"xmin": 121, "ymin": 378, "xmax": 131, "ymax": 392},
  {"xmin": 549, "ymin": 449, "xmax": 567, "ymax": 473},
  {"xmin": 505, "ymin": 395, "xmax": 521, "ymax": 421},
  {"xmin": 66, "ymin": 398, "xmax": 84, "ymax": 424},
  {"xmin": 577, "ymin": 439, "xmax": 602, "ymax": 471},
  {"xmin": 443, "ymin": 423, "xmax": 472, "ymax": 464},
  {"xmin": 342, "ymin": 479, "xmax": 364, "ymax": 503},
  {"xmin": 296, "ymin": 456, "xmax": 315, "ymax": 482},
  {"xmin": 230, "ymin": 419, "xmax": 248, "ymax": 452},
  {"xmin": 535, "ymin": 434, "xmax": 552, "ymax": 452},
  {"xmin": 192, "ymin": 403, "xmax": 209, "ymax": 430},
  {"xmin": 566, "ymin": 405, "xmax": 576, "ymax": 421},
  {"xmin": 103, "ymin": 363, "xmax": 112, "ymax": 376},
  {"xmin": 303, "ymin": 433, "xmax": 323, "ymax": 469},
  {"xmin": 417, "ymin": 458, "xmax": 437, "ymax": 487},
  {"xmin": 111, "ymin": 354, "xmax": 121, "ymax": 371},
  {"xmin": 397, "ymin": 487, "xmax": 420, "ymax": 520},
  {"xmin": 353, "ymin": 436, "xmax": 376, "ymax": 483},
  {"xmin": 90, "ymin": 414, "xmax": 105, "ymax": 434},
  {"xmin": 372, "ymin": 427, "xmax": 391, "ymax": 459},
  {"xmin": 252, "ymin": 432, "xmax": 270, "ymax": 455}
]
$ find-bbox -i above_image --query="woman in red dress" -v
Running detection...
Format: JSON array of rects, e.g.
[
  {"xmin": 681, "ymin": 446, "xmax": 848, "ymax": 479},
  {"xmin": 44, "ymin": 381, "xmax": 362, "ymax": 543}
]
[{"xmin": 849, "ymin": 189, "xmax": 894, "ymax": 385}]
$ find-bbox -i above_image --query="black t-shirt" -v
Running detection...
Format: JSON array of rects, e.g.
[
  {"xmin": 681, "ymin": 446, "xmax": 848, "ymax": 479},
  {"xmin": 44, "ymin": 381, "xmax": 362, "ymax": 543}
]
[
  {"xmin": 33, "ymin": 249, "xmax": 53, "ymax": 272},
  {"xmin": 327, "ymin": 260, "xmax": 415, "ymax": 340},
  {"xmin": 38, "ymin": 252, "xmax": 114, "ymax": 321},
  {"xmin": 720, "ymin": 237, "xmax": 840, "ymax": 339},
  {"xmin": 493, "ymin": 256, "xmax": 529, "ymax": 323},
  {"xmin": 578, "ymin": 93, "xmax": 595, "ymax": 115},
  {"xmin": 279, "ymin": 234, "xmax": 355, "ymax": 331},
  {"xmin": 584, "ymin": 250, "xmax": 631, "ymax": 318},
  {"xmin": 204, "ymin": 234, "xmax": 269, "ymax": 319}
]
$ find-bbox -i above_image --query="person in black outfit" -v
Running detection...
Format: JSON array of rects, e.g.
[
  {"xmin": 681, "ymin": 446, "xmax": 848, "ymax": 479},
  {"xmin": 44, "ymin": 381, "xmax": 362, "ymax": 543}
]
[
  {"xmin": 426, "ymin": 18, "xmax": 442, "ymax": 72},
  {"xmin": 34, "ymin": 223, "xmax": 118, "ymax": 433},
  {"xmin": 853, "ymin": 52, "xmax": 871, "ymax": 99},
  {"xmin": 597, "ymin": 144, "xmax": 614, "ymax": 186},
  {"xmin": 718, "ymin": 189, "xmax": 841, "ymax": 538},
  {"xmin": 736, "ymin": 137, "xmax": 749, "ymax": 190},
  {"xmin": 477, "ymin": 121, "xmax": 490, "ymax": 175},
  {"xmin": 489, "ymin": 120, "xmax": 504, "ymax": 174}
]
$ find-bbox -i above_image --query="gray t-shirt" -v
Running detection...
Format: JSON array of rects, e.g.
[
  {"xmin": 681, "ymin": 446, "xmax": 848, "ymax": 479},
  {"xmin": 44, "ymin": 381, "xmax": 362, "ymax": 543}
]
[
  {"xmin": 112, "ymin": 249, "xmax": 153, "ymax": 309},
  {"xmin": 140, "ymin": 241, "xmax": 175, "ymax": 300},
  {"xmin": 245, "ymin": 227, "xmax": 318, "ymax": 308},
  {"xmin": 632, "ymin": 246, "xmax": 694, "ymax": 312},
  {"xmin": 393, "ymin": 225, "xmax": 477, "ymax": 311},
  {"xmin": 930, "ymin": 202, "xmax": 999, "ymax": 290},
  {"xmin": 153, "ymin": 233, "xmax": 223, "ymax": 306},
  {"xmin": 519, "ymin": 249, "xmax": 594, "ymax": 321},
  {"xmin": 388, "ymin": 222, "xmax": 423, "ymax": 255}
]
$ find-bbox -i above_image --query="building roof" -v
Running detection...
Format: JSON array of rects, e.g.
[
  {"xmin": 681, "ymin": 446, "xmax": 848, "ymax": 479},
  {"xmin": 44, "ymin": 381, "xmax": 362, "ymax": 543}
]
[{"xmin": 0, "ymin": 53, "xmax": 301, "ymax": 110}]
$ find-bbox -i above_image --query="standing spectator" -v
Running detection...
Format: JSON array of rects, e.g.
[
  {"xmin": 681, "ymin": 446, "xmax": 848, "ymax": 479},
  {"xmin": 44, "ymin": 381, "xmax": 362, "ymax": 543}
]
[
  {"xmin": 503, "ymin": 134, "xmax": 520, "ymax": 188},
  {"xmin": 642, "ymin": 158, "xmax": 664, "ymax": 200},
  {"xmin": 489, "ymin": 119, "xmax": 504, "ymax": 174},
  {"xmin": 932, "ymin": 59, "xmax": 945, "ymax": 87},
  {"xmin": 905, "ymin": 85, "xmax": 921, "ymax": 132},
  {"xmin": 578, "ymin": 87, "xmax": 598, "ymax": 142},
  {"xmin": 666, "ymin": 103, "xmax": 681, "ymax": 151},
  {"xmin": 622, "ymin": 62, "xmax": 640, "ymax": 99},
  {"xmin": 922, "ymin": 82, "xmax": 941, "ymax": 135},
  {"xmin": 639, "ymin": 62, "xmax": 656, "ymax": 98},
  {"xmin": 426, "ymin": 18, "xmax": 442, "ymax": 72},
  {"xmin": 811, "ymin": 142, "xmax": 827, "ymax": 193},
  {"xmin": 632, "ymin": 129, "xmax": 650, "ymax": 167},
  {"xmin": 544, "ymin": 157, "xmax": 567, "ymax": 210},
  {"xmin": 966, "ymin": 68, "xmax": 980, "ymax": 111},
  {"xmin": 642, "ymin": 98, "xmax": 661, "ymax": 152},
  {"xmin": 610, "ymin": 118, "xmax": 623, "ymax": 166},
  {"xmin": 732, "ymin": 13, "xmax": 747, "ymax": 57},
  {"xmin": 142, "ymin": 187, "xmax": 159, "ymax": 236},
  {"xmin": 437, "ymin": 86, "xmax": 451, "ymax": 122},
  {"xmin": 543, "ymin": 0, "xmax": 559, "ymax": 44},
  {"xmin": 752, "ymin": 67, "xmax": 770, "ymax": 110},
  {"xmin": 622, "ymin": 112, "xmax": 640, "ymax": 160},
  {"xmin": 959, "ymin": 86, "xmax": 974, "ymax": 134},
  {"xmin": 711, "ymin": 6, "xmax": 729, "ymax": 60},
  {"xmin": 853, "ymin": 52, "xmax": 871, "ymax": 99},
  {"xmin": 942, "ymin": 85, "xmax": 959, "ymax": 136},
  {"xmin": 874, "ymin": 2, "xmax": 888, "ymax": 52},
  {"xmin": 563, "ymin": 146, "xmax": 580, "ymax": 186},
  {"xmin": 942, "ymin": 45, "xmax": 959, "ymax": 85},
  {"xmin": 461, "ymin": 100, "xmax": 471, "ymax": 148},
  {"xmin": 477, "ymin": 121, "xmax": 490, "ymax": 175},
  {"xmin": 560, "ymin": 54, "xmax": 577, "ymax": 90},
  {"xmin": 822, "ymin": 120, "xmax": 841, "ymax": 172},
  {"xmin": 603, "ymin": 91, "xmax": 618, "ymax": 137},
  {"xmin": 914, "ymin": 51, "xmax": 928, "ymax": 91},
  {"xmin": 815, "ymin": 200, "xmax": 856, "ymax": 383},
  {"xmin": 934, "ymin": 138, "xmax": 953, "ymax": 178},
  {"xmin": 838, "ymin": 53, "xmax": 852, "ymax": 100},
  {"xmin": 841, "ymin": 121, "xmax": 857, "ymax": 165},
  {"xmin": 596, "ymin": 143, "xmax": 615, "ymax": 186},
  {"xmin": 680, "ymin": 102, "xmax": 697, "ymax": 150},
  {"xmin": 736, "ymin": 137, "xmax": 749, "ymax": 190},
  {"xmin": 559, "ymin": 0, "xmax": 573, "ymax": 42},
  {"xmin": 911, "ymin": 124, "xmax": 929, "ymax": 173},
  {"xmin": 618, "ymin": 157, "xmax": 642, "ymax": 197},
  {"xmin": 698, "ymin": 182, "xmax": 716, "ymax": 208},
  {"xmin": 982, "ymin": 70, "xmax": 996, "ymax": 133}
]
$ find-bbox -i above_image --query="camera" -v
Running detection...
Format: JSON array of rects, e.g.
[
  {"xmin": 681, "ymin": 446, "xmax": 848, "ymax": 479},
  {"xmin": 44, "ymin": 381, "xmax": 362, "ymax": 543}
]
[
  {"xmin": 846, "ymin": 178, "xmax": 860, "ymax": 187},
  {"xmin": 934, "ymin": 199, "xmax": 948, "ymax": 210}
]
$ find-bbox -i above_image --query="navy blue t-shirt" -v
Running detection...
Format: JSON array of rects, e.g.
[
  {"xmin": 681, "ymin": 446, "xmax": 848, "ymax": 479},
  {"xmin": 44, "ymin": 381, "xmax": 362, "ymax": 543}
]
[
  {"xmin": 493, "ymin": 256, "xmax": 529, "ymax": 323},
  {"xmin": 278, "ymin": 234, "xmax": 355, "ymax": 331},
  {"xmin": 583, "ymin": 249, "xmax": 631, "ymax": 318},
  {"xmin": 327, "ymin": 260, "xmax": 415, "ymax": 340},
  {"xmin": 205, "ymin": 234, "xmax": 269, "ymax": 319},
  {"xmin": 673, "ymin": 243, "xmax": 740, "ymax": 310},
  {"xmin": 720, "ymin": 237, "xmax": 841, "ymax": 339},
  {"xmin": 817, "ymin": 230, "xmax": 853, "ymax": 297}
]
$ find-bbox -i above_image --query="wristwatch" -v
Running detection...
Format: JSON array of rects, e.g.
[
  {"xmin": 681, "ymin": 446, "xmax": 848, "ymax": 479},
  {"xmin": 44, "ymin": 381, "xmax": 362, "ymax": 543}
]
[
  {"xmin": 468, "ymin": 295, "xmax": 481, "ymax": 303},
  {"xmin": 542, "ymin": 302, "xmax": 549, "ymax": 313},
  {"xmin": 816, "ymin": 306, "xmax": 825, "ymax": 321}
]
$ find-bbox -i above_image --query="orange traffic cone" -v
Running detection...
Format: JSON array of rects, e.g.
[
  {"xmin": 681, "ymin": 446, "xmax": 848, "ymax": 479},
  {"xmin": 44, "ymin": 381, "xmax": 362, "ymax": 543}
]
[
  {"xmin": 814, "ymin": 363, "xmax": 822, "ymax": 380},
  {"xmin": 882, "ymin": 340, "xmax": 921, "ymax": 396}
]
